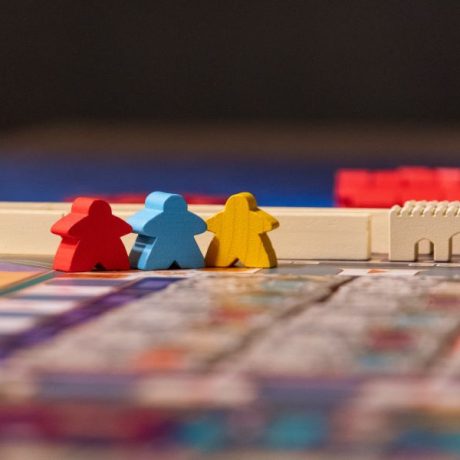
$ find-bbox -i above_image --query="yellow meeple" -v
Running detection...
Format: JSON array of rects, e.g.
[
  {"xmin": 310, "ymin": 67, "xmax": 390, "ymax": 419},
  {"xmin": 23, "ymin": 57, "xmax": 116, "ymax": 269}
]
[{"xmin": 205, "ymin": 192, "xmax": 279, "ymax": 268}]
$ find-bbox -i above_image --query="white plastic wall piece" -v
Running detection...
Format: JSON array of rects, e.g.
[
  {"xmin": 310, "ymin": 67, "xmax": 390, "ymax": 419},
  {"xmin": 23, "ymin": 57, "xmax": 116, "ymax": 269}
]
[{"xmin": 389, "ymin": 200, "xmax": 460, "ymax": 262}]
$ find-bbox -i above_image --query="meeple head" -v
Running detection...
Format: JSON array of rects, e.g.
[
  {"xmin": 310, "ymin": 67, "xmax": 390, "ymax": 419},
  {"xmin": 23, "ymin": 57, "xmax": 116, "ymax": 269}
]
[
  {"xmin": 71, "ymin": 198, "xmax": 112, "ymax": 217},
  {"xmin": 145, "ymin": 191, "xmax": 187, "ymax": 212},
  {"xmin": 225, "ymin": 192, "xmax": 258, "ymax": 211}
]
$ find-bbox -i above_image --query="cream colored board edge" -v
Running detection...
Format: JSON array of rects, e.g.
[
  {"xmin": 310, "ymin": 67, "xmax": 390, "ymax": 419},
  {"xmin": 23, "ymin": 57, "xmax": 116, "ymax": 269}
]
[
  {"xmin": 0, "ymin": 204, "xmax": 373, "ymax": 259},
  {"xmin": 3, "ymin": 203, "xmax": 457, "ymax": 258},
  {"xmin": 270, "ymin": 213, "xmax": 370, "ymax": 260}
]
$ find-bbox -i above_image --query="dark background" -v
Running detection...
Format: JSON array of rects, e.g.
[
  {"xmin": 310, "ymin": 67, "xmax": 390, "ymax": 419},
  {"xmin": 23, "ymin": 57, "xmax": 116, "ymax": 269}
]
[
  {"xmin": 1, "ymin": 1, "xmax": 460, "ymax": 204},
  {"xmin": 1, "ymin": 1, "xmax": 460, "ymax": 128}
]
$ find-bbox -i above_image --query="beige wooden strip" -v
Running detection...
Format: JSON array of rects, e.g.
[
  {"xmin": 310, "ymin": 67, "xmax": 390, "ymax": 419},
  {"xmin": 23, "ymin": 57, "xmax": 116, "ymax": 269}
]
[
  {"xmin": 0, "ymin": 203, "xmax": 373, "ymax": 259},
  {"xmin": 269, "ymin": 212, "xmax": 370, "ymax": 260}
]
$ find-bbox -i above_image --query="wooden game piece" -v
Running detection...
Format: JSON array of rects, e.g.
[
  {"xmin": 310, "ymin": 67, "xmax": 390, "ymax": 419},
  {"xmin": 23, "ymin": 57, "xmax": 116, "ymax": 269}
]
[
  {"xmin": 51, "ymin": 198, "xmax": 132, "ymax": 272},
  {"xmin": 205, "ymin": 192, "xmax": 279, "ymax": 268},
  {"xmin": 389, "ymin": 200, "xmax": 460, "ymax": 262},
  {"xmin": 128, "ymin": 192, "xmax": 207, "ymax": 270}
]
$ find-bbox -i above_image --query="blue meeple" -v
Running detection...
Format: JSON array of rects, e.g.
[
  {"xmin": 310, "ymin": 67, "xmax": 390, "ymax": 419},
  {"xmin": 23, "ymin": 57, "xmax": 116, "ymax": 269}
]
[{"xmin": 128, "ymin": 191, "xmax": 207, "ymax": 270}]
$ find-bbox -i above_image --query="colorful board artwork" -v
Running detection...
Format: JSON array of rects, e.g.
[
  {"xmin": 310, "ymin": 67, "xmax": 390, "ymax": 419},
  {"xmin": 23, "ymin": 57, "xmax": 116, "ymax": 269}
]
[{"xmin": 0, "ymin": 258, "xmax": 459, "ymax": 458}]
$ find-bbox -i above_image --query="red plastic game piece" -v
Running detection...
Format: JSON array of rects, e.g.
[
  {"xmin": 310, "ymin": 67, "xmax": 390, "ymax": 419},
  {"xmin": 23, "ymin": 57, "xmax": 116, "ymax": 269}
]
[
  {"xmin": 51, "ymin": 198, "xmax": 132, "ymax": 272},
  {"xmin": 335, "ymin": 167, "xmax": 460, "ymax": 208}
]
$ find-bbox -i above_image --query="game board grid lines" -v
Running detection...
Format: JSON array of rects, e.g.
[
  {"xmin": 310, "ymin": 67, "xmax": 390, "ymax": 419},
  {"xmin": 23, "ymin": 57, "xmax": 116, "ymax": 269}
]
[
  {"xmin": 3, "ymin": 275, "xmax": 343, "ymax": 378},
  {"xmin": 0, "ymin": 276, "xmax": 183, "ymax": 360},
  {"xmin": 1, "ymin": 262, "xmax": 460, "ymax": 453}
]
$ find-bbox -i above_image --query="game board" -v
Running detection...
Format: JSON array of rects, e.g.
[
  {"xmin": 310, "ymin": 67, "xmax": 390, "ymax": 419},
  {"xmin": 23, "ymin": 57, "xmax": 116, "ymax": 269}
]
[{"xmin": 0, "ymin": 254, "xmax": 460, "ymax": 459}]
